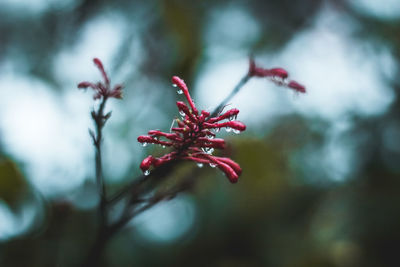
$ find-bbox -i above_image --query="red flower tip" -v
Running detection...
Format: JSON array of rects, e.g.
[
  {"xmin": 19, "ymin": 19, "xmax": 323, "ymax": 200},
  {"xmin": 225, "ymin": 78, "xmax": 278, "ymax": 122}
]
[
  {"xmin": 269, "ymin": 68, "xmax": 289, "ymax": 79},
  {"xmin": 140, "ymin": 156, "xmax": 155, "ymax": 172},
  {"xmin": 207, "ymin": 108, "xmax": 240, "ymax": 124},
  {"xmin": 171, "ymin": 76, "xmax": 186, "ymax": 88},
  {"xmin": 148, "ymin": 130, "xmax": 162, "ymax": 135},
  {"xmin": 288, "ymin": 80, "xmax": 306, "ymax": 93},
  {"xmin": 224, "ymin": 121, "xmax": 246, "ymax": 132},
  {"xmin": 248, "ymin": 57, "xmax": 306, "ymax": 94},
  {"xmin": 78, "ymin": 58, "xmax": 123, "ymax": 100},
  {"xmin": 137, "ymin": 135, "xmax": 154, "ymax": 143},
  {"xmin": 138, "ymin": 76, "xmax": 246, "ymax": 183},
  {"xmin": 93, "ymin": 58, "xmax": 104, "ymax": 69},
  {"xmin": 109, "ymin": 84, "xmax": 124, "ymax": 99},
  {"xmin": 176, "ymin": 101, "xmax": 189, "ymax": 112},
  {"xmin": 217, "ymin": 162, "xmax": 239, "ymax": 183},
  {"xmin": 172, "ymin": 76, "xmax": 198, "ymax": 114},
  {"xmin": 77, "ymin": 81, "xmax": 94, "ymax": 89},
  {"xmin": 201, "ymin": 110, "xmax": 210, "ymax": 117},
  {"xmin": 218, "ymin": 157, "xmax": 242, "ymax": 176}
]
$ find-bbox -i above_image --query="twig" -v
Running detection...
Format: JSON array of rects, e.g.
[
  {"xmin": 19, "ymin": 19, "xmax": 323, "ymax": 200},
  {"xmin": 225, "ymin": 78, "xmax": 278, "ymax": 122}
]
[
  {"xmin": 109, "ymin": 167, "xmax": 200, "ymax": 234},
  {"xmin": 83, "ymin": 96, "xmax": 110, "ymax": 267},
  {"xmin": 91, "ymin": 96, "xmax": 109, "ymax": 227},
  {"xmin": 211, "ymin": 74, "xmax": 250, "ymax": 117}
]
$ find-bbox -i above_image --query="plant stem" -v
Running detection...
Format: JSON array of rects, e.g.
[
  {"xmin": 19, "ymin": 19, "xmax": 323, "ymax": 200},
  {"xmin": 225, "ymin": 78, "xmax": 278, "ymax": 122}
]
[
  {"xmin": 94, "ymin": 96, "xmax": 108, "ymax": 201},
  {"xmin": 84, "ymin": 96, "xmax": 109, "ymax": 267},
  {"xmin": 211, "ymin": 74, "xmax": 250, "ymax": 117}
]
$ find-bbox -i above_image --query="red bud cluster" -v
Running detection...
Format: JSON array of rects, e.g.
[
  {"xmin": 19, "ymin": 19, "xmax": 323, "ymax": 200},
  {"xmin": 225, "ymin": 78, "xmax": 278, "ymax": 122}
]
[
  {"xmin": 248, "ymin": 58, "xmax": 306, "ymax": 93},
  {"xmin": 78, "ymin": 58, "xmax": 123, "ymax": 100},
  {"xmin": 137, "ymin": 76, "xmax": 246, "ymax": 183}
]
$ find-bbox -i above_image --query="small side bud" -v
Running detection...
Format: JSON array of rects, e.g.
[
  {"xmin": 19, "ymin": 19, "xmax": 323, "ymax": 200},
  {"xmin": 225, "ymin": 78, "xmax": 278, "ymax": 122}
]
[
  {"xmin": 88, "ymin": 129, "xmax": 96, "ymax": 143},
  {"xmin": 104, "ymin": 111, "xmax": 112, "ymax": 120},
  {"xmin": 78, "ymin": 82, "xmax": 94, "ymax": 89},
  {"xmin": 288, "ymin": 80, "xmax": 306, "ymax": 93}
]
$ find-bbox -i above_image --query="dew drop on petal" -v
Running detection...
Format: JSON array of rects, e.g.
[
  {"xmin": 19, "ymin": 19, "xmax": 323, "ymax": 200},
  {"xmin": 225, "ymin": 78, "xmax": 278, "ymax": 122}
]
[
  {"xmin": 209, "ymin": 163, "xmax": 217, "ymax": 168},
  {"xmin": 172, "ymin": 84, "xmax": 177, "ymax": 87},
  {"xmin": 144, "ymin": 170, "xmax": 150, "ymax": 176},
  {"xmin": 179, "ymin": 110, "xmax": 185, "ymax": 116},
  {"xmin": 225, "ymin": 127, "xmax": 232, "ymax": 133},
  {"xmin": 197, "ymin": 163, "xmax": 204, "ymax": 168},
  {"xmin": 207, "ymin": 148, "xmax": 214, "ymax": 155},
  {"xmin": 214, "ymin": 128, "xmax": 220, "ymax": 133},
  {"xmin": 233, "ymin": 129, "xmax": 241, "ymax": 134},
  {"xmin": 162, "ymin": 145, "xmax": 166, "ymax": 148},
  {"xmin": 142, "ymin": 142, "xmax": 148, "ymax": 147},
  {"xmin": 177, "ymin": 89, "xmax": 183, "ymax": 94}
]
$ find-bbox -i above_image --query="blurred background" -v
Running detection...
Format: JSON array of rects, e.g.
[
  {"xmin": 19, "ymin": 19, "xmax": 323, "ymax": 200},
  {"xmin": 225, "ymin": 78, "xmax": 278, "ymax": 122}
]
[{"xmin": 0, "ymin": 0, "xmax": 400, "ymax": 266}]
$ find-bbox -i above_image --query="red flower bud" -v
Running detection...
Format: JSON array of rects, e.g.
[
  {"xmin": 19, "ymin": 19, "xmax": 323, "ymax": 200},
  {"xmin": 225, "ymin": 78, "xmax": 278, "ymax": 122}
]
[
  {"xmin": 138, "ymin": 75, "xmax": 246, "ymax": 183},
  {"xmin": 217, "ymin": 157, "xmax": 242, "ymax": 176},
  {"xmin": 78, "ymin": 81, "xmax": 96, "ymax": 89},
  {"xmin": 248, "ymin": 57, "xmax": 306, "ymax": 95},
  {"xmin": 140, "ymin": 155, "xmax": 155, "ymax": 172},
  {"xmin": 288, "ymin": 80, "xmax": 306, "ymax": 93},
  {"xmin": 227, "ymin": 121, "xmax": 246, "ymax": 131},
  {"xmin": 78, "ymin": 58, "xmax": 123, "ymax": 100},
  {"xmin": 217, "ymin": 161, "xmax": 239, "ymax": 183},
  {"xmin": 93, "ymin": 58, "xmax": 110, "ymax": 85},
  {"xmin": 269, "ymin": 68, "xmax": 288, "ymax": 79},
  {"xmin": 137, "ymin": 135, "xmax": 154, "ymax": 143},
  {"xmin": 172, "ymin": 76, "xmax": 198, "ymax": 115},
  {"xmin": 208, "ymin": 108, "xmax": 239, "ymax": 123}
]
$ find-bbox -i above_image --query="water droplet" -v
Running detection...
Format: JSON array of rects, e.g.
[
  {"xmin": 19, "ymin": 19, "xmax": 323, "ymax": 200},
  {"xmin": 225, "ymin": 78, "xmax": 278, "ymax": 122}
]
[
  {"xmin": 179, "ymin": 110, "xmax": 185, "ymax": 116},
  {"xmin": 172, "ymin": 84, "xmax": 177, "ymax": 87},
  {"xmin": 197, "ymin": 163, "xmax": 204, "ymax": 168},
  {"xmin": 142, "ymin": 142, "xmax": 147, "ymax": 147},
  {"xmin": 225, "ymin": 127, "xmax": 232, "ymax": 132},
  {"xmin": 209, "ymin": 163, "xmax": 217, "ymax": 168},
  {"xmin": 144, "ymin": 170, "xmax": 150, "ymax": 176},
  {"xmin": 162, "ymin": 145, "xmax": 166, "ymax": 148},
  {"xmin": 229, "ymin": 115, "xmax": 235, "ymax": 121},
  {"xmin": 233, "ymin": 129, "xmax": 241, "ymax": 134},
  {"xmin": 177, "ymin": 89, "xmax": 183, "ymax": 94},
  {"xmin": 214, "ymin": 128, "xmax": 220, "ymax": 133},
  {"xmin": 207, "ymin": 148, "xmax": 214, "ymax": 155},
  {"xmin": 207, "ymin": 135, "xmax": 214, "ymax": 139}
]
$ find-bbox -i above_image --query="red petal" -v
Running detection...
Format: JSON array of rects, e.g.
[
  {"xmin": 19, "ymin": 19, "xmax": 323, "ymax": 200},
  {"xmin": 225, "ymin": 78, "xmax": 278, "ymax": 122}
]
[{"xmin": 93, "ymin": 58, "xmax": 110, "ymax": 85}]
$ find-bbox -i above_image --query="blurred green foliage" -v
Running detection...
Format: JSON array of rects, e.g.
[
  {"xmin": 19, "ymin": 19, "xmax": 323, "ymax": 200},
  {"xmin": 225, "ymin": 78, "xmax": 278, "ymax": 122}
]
[{"xmin": 0, "ymin": 159, "xmax": 26, "ymax": 206}]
